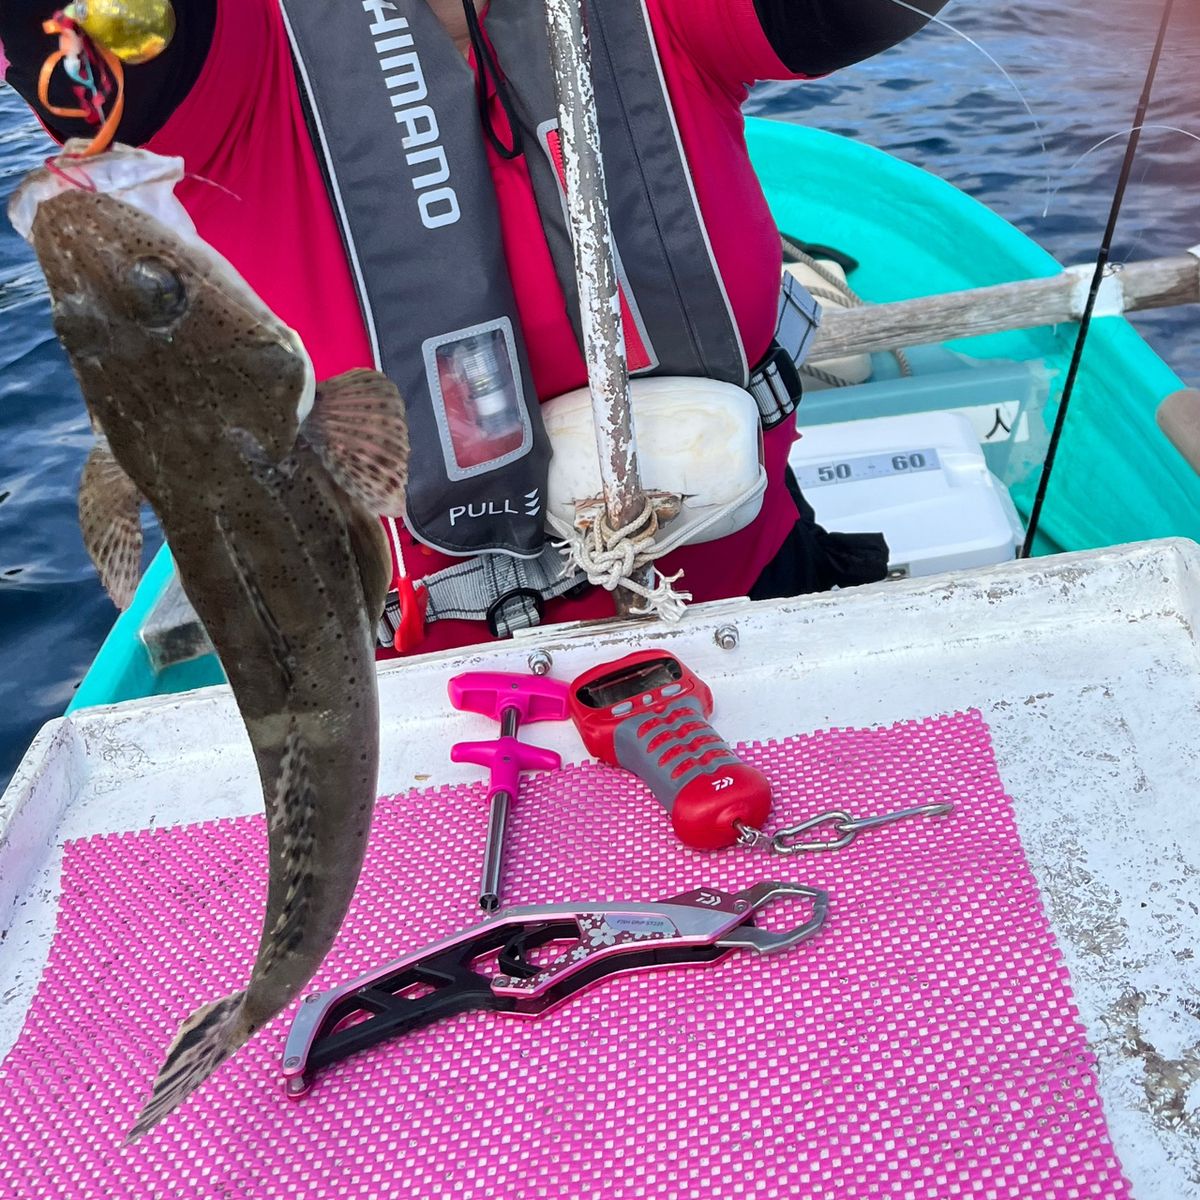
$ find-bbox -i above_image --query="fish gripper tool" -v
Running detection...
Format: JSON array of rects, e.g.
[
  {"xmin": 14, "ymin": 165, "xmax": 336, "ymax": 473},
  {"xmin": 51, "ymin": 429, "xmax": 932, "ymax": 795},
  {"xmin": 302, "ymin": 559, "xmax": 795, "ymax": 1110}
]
[
  {"xmin": 448, "ymin": 671, "xmax": 572, "ymax": 911},
  {"xmin": 281, "ymin": 880, "xmax": 829, "ymax": 1097}
]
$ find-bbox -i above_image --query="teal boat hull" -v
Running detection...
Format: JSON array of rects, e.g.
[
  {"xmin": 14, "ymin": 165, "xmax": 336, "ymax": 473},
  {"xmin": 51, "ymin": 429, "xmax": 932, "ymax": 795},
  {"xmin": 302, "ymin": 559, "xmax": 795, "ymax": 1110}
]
[
  {"xmin": 68, "ymin": 118, "xmax": 1192, "ymax": 714},
  {"xmin": 750, "ymin": 121, "xmax": 1190, "ymax": 545}
]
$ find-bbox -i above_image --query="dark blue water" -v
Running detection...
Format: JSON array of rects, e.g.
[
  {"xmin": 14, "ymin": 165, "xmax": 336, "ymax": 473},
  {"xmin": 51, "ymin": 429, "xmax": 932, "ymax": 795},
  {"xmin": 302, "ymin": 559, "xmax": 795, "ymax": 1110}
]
[{"xmin": 1, "ymin": 1, "xmax": 1197, "ymax": 790}]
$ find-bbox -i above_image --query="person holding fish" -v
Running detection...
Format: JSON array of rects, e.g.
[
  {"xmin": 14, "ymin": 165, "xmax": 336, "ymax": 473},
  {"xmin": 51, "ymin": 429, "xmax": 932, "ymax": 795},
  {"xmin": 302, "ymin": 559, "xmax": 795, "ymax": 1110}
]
[
  {"xmin": 2, "ymin": 0, "xmax": 947, "ymax": 655},
  {"xmin": 3, "ymin": 0, "xmax": 952, "ymax": 1143}
]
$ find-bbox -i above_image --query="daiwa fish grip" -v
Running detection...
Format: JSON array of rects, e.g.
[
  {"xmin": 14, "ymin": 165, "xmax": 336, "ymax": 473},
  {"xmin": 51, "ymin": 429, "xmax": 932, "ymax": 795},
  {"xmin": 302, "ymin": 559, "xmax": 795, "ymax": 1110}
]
[{"xmin": 281, "ymin": 881, "xmax": 829, "ymax": 1096}]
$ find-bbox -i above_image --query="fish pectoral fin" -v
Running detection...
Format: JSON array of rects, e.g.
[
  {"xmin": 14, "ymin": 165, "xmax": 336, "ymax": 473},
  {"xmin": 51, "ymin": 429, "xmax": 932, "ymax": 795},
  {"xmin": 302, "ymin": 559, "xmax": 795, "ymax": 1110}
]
[
  {"xmin": 78, "ymin": 438, "xmax": 144, "ymax": 610},
  {"xmin": 304, "ymin": 369, "xmax": 409, "ymax": 517}
]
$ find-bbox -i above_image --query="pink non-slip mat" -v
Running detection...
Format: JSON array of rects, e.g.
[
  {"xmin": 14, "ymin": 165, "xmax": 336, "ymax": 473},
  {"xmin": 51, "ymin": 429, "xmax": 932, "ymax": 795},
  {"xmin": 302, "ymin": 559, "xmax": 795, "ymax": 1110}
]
[{"xmin": 0, "ymin": 710, "xmax": 1129, "ymax": 1199}]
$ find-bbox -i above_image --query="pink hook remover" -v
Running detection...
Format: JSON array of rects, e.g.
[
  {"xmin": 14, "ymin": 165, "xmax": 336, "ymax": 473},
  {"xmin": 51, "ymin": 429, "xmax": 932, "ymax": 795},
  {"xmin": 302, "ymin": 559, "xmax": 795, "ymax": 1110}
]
[{"xmin": 448, "ymin": 671, "xmax": 571, "ymax": 911}]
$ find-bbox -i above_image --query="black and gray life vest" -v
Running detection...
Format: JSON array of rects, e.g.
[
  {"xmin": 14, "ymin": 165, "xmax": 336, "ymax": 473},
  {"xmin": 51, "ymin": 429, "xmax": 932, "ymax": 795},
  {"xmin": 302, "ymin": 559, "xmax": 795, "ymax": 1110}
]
[
  {"xmin": 279, "ymin": 0, "xmax": 818, "ymax": 638},
  {"xmin": 280, "ymin": 0, "xmax": 812, "ymax": 533}
]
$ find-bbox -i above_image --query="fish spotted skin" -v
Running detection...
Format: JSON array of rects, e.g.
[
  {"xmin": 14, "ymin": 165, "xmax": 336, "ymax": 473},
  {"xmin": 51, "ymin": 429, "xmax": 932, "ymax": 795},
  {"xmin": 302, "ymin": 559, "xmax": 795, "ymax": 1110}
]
[{"xmin": 23, "ymin": 185, "xmax": 406, "ymax": 1140}]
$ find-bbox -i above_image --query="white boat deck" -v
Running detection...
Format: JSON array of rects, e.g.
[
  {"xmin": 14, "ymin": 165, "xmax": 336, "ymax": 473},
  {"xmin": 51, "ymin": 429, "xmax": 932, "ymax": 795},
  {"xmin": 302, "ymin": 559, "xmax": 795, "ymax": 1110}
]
[{"xmin": 2, "ymin": 539, "xmax": 1199, "ymax": 1196}]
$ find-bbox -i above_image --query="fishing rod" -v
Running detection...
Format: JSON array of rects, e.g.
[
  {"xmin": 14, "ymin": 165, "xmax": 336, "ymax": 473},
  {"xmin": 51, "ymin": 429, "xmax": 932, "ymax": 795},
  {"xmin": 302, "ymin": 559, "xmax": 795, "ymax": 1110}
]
[{"xmin": 1021, "ymin": 0, "xmax": 1178, "ymax": 558}]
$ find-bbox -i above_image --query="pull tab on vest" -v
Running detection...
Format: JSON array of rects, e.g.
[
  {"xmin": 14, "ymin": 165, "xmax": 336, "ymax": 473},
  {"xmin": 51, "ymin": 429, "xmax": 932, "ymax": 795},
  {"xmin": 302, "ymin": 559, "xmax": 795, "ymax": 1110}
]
[{"xmin": 279, "ymin": 0, "xmax": 550, "ymax": 557}]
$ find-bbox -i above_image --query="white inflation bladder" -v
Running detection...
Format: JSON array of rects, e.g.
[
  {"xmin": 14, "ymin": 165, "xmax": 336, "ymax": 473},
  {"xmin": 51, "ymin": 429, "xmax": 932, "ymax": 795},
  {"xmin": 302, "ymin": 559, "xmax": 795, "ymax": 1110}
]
[{"xmin": 542, "ymin": 377, "xmax": 767, "ymax": 547}]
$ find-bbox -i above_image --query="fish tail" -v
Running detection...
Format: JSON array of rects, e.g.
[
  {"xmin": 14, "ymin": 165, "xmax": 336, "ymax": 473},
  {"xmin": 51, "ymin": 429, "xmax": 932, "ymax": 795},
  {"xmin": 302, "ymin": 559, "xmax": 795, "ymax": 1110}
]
[{"xmin": 125, "ymin": 990, "xmax": 249, "ymax": 1143}]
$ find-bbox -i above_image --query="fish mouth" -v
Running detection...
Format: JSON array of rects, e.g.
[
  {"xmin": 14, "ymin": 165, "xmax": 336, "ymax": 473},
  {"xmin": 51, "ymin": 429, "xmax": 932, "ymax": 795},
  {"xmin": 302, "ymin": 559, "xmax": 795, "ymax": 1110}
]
[
  {"xmin": 29, "ymin": 213, "xmax": 116, "ymax": 357},
  {"xmin": 26, "ymin": 192, "xmax": 146, "ymax": 314},
  {"xmin": 49, "ymin": 291, "xmax": 114, "ymax": 361}
]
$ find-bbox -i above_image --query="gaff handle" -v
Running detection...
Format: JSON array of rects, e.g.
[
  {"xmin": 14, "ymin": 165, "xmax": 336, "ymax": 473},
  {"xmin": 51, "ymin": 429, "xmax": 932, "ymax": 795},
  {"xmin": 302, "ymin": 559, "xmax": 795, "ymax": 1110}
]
[{"xmin": 613, "ymin": 696, "xmax": 771, "ymax": 851}]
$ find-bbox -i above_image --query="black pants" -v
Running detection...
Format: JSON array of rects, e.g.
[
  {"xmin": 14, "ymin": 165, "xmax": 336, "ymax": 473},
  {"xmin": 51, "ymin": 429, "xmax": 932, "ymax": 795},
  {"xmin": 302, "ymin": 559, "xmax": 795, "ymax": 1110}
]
[{"xmin": 749, "ymin": 468, "xmax": 890, "ymax": 601}]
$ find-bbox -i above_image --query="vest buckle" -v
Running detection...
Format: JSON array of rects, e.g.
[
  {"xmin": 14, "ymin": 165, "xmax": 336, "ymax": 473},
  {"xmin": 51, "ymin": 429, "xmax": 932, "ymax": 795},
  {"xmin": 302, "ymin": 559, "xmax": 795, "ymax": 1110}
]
[
  {"xmin": 748, "ymin": 342, "xmax": 805, "ymax": 431},
  {"xmin": 486, "ymin": 588, "xmax": 545, "ymax": 639}
]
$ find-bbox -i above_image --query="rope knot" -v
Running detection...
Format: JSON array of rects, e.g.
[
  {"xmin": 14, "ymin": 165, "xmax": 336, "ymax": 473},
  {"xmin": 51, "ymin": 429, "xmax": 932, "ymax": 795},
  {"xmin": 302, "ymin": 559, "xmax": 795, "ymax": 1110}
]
[{"xmin": 547, "ymin": 496, "xmax": 692, "ymax": 623}]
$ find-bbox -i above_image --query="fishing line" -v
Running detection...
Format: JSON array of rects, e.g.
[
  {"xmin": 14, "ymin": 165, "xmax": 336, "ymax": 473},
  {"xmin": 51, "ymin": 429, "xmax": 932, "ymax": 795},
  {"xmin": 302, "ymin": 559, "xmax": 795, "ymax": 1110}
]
[
  {"xmin": 1042, "ymin": 123, "xmax": 1200, "ymax": 218},
  {"xmin": 884, "ymin": 0, "xmax": 1051, "ymax": 207},
  {"xmin": 1021, "ymin": 0, "xmax": 1177, "ymax": 558},
  {"xmin": 184, "ymin": 173, "xmax": 243, "ymax": 203},
  {"xmin": 43, "ymin": 157, "xmax": 98, "ymax": 191}
]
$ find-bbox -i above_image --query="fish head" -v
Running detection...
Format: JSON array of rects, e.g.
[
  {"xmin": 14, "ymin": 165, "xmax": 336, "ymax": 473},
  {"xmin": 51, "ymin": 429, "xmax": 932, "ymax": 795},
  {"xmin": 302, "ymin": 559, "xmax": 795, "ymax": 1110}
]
[{"xmin": 28, "ymin": 187, "xmax": 312, "ymax": 482}]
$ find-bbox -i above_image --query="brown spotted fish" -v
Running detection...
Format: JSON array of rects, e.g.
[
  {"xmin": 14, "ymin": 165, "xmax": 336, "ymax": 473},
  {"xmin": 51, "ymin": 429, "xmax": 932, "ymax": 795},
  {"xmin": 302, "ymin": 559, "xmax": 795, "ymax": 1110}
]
[{"xmin": 12, "ymin": 181, "xmax": 409, "ymax": 1141}]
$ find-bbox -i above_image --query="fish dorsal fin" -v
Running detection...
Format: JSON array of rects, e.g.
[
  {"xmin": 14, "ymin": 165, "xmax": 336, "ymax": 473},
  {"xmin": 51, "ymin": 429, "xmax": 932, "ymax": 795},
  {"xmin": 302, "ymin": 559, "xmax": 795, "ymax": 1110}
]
[
  {"xmin": 78, "ymin": 438, "xmax": 143, "ymax": 610},
  {"xmin": 304, "ymin": 369, "xmax": 409, "ymax": 517}
]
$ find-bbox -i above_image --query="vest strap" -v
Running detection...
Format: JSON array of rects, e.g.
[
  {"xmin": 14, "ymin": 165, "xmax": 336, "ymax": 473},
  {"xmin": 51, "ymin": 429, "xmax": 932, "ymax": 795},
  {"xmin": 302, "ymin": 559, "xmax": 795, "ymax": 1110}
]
[
  {"xmin": 748, "ymin": 344, "xmax": 804, "ymax": 431},
  {"xmin": 279, "ymin": 0, "xmax": 551, "ymax": 558},
  {"xmin": 752, "ymin": 273, "xmax": 822, "ymax": 429},
  {"xmin": 378, "ymin": 543, "xmax": 588, "ymax": 646}
]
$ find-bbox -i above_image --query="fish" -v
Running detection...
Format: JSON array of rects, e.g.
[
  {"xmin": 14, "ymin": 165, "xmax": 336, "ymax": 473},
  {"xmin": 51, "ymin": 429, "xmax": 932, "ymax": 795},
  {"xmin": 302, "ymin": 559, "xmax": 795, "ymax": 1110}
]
[{"xmin": 11, "ymin": 177, "xmax": 410, "ymax": 1141}]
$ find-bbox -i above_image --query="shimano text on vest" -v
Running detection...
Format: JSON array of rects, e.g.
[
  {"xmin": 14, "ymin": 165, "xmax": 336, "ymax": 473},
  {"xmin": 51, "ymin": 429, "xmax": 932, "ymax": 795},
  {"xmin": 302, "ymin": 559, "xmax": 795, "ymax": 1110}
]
[{"xmin": 363, "ymin": 1, "xmax": 461, "ymax": 229}]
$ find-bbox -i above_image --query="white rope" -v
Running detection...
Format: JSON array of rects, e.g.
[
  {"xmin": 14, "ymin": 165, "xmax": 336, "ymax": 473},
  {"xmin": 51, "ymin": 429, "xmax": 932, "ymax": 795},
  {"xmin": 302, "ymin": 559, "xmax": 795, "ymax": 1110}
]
[
  {"xmin": 546, "ymin": 469, "xmax": 768, "ymax": 623},
  {"xmin": 789, "ymin": 249, "xmax": 912, "ymax": 380},
  {"xmin": 546, "ymin": 500, "xmax": 692, "ymax": 622}
]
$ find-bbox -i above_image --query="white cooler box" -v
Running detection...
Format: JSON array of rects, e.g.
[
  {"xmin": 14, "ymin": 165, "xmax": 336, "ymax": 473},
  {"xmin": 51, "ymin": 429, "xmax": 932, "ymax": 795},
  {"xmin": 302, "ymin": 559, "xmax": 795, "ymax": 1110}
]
[{"xmin": 789, "ymin": 411, "xmax": 1025, "ymax": 579}]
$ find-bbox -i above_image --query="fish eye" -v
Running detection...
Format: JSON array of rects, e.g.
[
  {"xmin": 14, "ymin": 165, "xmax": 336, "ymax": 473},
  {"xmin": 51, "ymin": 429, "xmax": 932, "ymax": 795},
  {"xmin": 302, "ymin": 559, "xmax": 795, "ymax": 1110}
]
[{"xmin": 127, "ymin": 257, "xmax": 188, "ymax": 329}]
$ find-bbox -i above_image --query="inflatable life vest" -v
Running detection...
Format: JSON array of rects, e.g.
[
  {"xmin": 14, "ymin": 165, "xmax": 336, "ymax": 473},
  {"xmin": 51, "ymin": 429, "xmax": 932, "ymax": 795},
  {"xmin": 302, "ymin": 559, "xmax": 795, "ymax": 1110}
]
[{"xmin": 279, "ymin": 0, "xmax": 819, "ymax": 639}]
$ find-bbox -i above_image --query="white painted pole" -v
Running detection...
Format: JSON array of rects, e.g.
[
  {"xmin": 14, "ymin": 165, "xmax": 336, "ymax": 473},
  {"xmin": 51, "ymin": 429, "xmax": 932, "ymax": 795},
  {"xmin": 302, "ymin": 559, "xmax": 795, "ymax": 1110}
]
[{"xmin": 543, "ymin": 0, "xmax": 654, "ymax": 613}]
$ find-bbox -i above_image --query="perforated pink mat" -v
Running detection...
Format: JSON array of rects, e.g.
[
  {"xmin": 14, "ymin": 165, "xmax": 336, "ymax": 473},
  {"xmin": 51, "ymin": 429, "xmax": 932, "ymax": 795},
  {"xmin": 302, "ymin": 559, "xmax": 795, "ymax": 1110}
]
[{"xmin": 0, "ymin": 710, "xmax": 1128, "ymax": 1199}]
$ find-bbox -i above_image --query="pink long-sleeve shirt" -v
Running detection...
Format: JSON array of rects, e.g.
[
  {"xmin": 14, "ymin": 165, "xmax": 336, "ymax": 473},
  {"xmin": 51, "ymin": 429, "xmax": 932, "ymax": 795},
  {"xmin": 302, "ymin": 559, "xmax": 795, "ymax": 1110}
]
[{"xmin": 142, "ymin": 0, "xmax": 806, "ymax": 654}]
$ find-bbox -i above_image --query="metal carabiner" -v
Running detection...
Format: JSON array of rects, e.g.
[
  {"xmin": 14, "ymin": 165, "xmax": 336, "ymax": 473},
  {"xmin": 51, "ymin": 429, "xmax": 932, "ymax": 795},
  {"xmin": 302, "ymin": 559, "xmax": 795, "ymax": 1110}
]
[
  {"xmin": 741, "ymin": 802, "xmax": 955, "ymax": 856},
  {"xmin": 771, "ymin": 811, "xmax": 858, "ymax": 854}
]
